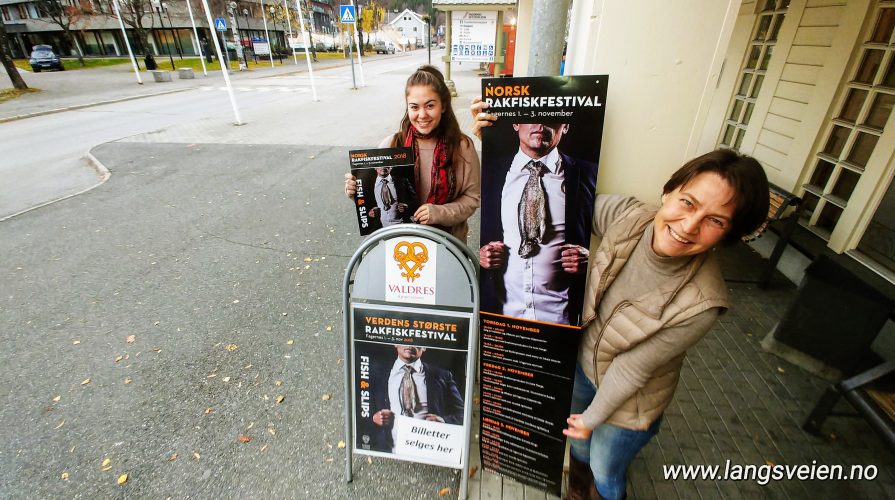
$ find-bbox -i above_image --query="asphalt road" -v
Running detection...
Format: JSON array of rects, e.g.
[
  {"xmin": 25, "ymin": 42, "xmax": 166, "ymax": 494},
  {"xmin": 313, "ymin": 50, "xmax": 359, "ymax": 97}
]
[{"xmin": 0, "ymin": 52, "xmax": 484, "ymax": 499}]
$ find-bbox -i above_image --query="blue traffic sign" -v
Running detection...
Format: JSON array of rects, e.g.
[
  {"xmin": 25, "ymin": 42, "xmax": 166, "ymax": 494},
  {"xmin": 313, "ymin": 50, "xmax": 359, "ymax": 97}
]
[
  {"xmin": 214, "ymin": 17, "xmax": 227, "ymax": 31},
  {"xmin": 339, "ymin": 5, "xmax": 356, "ymax": 24}
]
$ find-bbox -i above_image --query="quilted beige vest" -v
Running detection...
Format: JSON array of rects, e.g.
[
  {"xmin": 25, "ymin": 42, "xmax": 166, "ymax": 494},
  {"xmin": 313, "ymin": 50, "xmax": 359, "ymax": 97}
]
[{"xmin": 580, "ymin": 204, "xmax": 729, "ymax": 430}]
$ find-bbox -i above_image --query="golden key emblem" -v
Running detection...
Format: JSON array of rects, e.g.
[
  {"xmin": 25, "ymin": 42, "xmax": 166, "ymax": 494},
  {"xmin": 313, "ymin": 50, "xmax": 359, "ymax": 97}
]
[{"xmin": 393, "ymin": 241, "xmax": 429, "ymax": 282}]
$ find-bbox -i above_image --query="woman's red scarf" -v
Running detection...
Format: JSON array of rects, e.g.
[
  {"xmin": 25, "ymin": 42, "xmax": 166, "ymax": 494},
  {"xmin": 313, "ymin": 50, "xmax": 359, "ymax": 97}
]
[{"xmin": 404, "ymin": 127, "xmax": 455, "ymax": 205}]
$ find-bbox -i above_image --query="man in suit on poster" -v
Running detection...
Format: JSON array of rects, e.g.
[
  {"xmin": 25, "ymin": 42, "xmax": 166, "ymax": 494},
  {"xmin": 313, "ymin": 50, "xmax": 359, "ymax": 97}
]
[
  {"xmin": 479, "ymin": 122, "xmax": 598, "ymax": 326},
  {"xmin": 366, "ymin": 344, "xmax": 464, "ymax": 453},
  {"xmin": 368, "ymin": 166, "xmax": 419, "ymax": 229}
]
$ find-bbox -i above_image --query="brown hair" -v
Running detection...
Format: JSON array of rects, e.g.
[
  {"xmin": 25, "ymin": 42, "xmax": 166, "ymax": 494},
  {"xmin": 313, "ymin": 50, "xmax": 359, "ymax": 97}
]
[
  {"xmin": 663, "ymin": 149, "xmax": 770, "ymax": 245},
  {"xmin": 393, "ymin": 65, "xmax": 470, "ymax": 164}
]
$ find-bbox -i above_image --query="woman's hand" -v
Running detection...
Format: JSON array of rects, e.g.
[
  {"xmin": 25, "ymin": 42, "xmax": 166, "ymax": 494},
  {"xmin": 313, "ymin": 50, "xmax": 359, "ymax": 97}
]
[
  {"xmin": 344, "ymin": 173, "xmax": 357, "ymax": 199},
  {"xmin": 470, "ymin": 97, "xmax": 497, "ymax": 139},
  {"xmin": 562, "ymin": 414, "xmax": 593, "ymax": 440},
  {"xmin": 413, "ymin": 204, "xmax": 432, "ymax": 225}
]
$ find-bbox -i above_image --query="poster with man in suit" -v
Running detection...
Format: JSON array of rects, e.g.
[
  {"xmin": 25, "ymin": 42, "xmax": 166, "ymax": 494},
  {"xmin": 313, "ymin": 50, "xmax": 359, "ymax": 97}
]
[{"xmin": 476, "ymin": 75, "xmax": 608, "ymax": 495}]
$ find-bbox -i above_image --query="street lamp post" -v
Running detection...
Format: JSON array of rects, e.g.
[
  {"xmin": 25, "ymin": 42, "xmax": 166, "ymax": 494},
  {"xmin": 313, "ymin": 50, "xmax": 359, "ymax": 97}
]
[
  {"xmin": 242, "ymin": 8, "xmax": 252, "ymax": 64},
  {"xmin": 153, "ymin": 0, "xmax": 176, "ymax": 70},
  {"xmin": 228, "ymin": 1, "xmax": 247, "ymax": 70}
]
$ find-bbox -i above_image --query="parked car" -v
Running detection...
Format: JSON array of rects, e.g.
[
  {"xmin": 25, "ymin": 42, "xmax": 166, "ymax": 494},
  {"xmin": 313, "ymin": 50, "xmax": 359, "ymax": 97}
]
[
  {"xmin": 374, "ymin": 41, "xmax": 395, "ymax": 54},
  {"xmin": 29, "ymin": 45, "xmax": 64, "ymax": 72}
]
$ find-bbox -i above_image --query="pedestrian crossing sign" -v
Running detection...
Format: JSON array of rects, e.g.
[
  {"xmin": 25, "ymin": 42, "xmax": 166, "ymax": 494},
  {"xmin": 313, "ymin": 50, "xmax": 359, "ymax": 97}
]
[
  {"xmin": 214, "ymin": 17, "xmax": 227, "ymax": 31},
  {"xmin": 339, "ymin": 5, "xmax": 356, "ymax": 24}
]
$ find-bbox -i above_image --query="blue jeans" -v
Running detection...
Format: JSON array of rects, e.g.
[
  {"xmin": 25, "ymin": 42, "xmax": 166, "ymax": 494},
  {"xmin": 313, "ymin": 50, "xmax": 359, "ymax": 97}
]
[{"xmin": 569, "ymin": 364, "xmax": 662, "ymax": 500}]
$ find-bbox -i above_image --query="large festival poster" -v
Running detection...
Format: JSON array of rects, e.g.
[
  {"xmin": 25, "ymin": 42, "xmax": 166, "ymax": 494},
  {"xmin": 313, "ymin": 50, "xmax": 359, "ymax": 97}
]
[
  {"xmin": 351, "ymin": 303, "xmax": 472, "ymax": 469},
  {"xmin": 478, "ymin": 75, "xmax": 608, "ymax": 495}
]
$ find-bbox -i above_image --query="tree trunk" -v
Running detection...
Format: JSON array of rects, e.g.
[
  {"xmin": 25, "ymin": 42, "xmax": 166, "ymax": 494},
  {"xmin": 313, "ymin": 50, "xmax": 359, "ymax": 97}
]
[
  {"xmin": 63, "ymin": 29, "xmax": 85, "ymax": 67},
  {"xmin": 0, "ymin": 22, "xmax": 28, "ymax": 89}
]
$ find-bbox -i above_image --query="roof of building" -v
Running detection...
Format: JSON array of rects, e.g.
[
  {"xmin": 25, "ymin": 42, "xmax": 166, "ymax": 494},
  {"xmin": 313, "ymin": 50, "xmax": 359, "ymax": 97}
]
[
  {"xmin": 387, "ymin": 8, "xmax": 426, "ymax": 25},
  {"xmin": 432, "ymin": 0, "xmax": 516, "ymax": 5}
]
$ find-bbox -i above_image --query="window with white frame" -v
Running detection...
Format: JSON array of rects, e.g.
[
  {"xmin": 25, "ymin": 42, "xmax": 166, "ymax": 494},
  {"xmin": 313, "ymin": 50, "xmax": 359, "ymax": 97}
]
[
  {"xmin": 720, "ymin": 0, "xmax": 790, "ymax": 150},
  {"xmin": 801, "ymin": 4, "xmax": 895, "ymax": 248}
]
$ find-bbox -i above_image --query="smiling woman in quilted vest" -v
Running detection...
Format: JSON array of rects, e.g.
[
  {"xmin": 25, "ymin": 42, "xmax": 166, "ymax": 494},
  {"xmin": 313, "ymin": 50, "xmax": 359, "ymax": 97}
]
[{"xmin": 562, "ymin": 149, "xmax": 769, "ymax": 500}]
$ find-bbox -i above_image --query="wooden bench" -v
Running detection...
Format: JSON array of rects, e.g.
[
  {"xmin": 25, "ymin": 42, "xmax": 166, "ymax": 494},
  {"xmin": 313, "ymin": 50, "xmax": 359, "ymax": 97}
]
[
  {"xmin": 802, "ymin": 360, "xmax": 895, "ymax": 451},
  {"xmin": 742, "ymin": 182, "xmax": 803, "ymax": 288}
]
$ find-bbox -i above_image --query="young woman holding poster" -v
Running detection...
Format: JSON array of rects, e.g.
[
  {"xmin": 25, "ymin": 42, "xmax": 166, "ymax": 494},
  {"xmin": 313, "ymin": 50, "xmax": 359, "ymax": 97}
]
[
  {"xmin": 473, "ymin": 101, "xmax": 770, "ymax": 500},
  {"xmin": 344, "ymin": 66, "xmax": 480, "ymax": 242}
]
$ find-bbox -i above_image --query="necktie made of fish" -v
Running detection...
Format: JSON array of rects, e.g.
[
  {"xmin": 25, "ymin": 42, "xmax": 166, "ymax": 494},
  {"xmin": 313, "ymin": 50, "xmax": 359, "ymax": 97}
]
[
  {"xmin": 400, "ymin": 364, "xmax": 421, "ymax": 417},
  {"xmin": 518, "ymin": 160, "xmax": 547, "ymax": 258},
  {"xmin": 381, "ymin": 180, "xmax": 394, "ymax": 210}
]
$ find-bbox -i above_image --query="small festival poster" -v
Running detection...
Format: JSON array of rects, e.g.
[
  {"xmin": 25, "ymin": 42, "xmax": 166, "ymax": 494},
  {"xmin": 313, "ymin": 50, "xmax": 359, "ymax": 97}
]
[
  {"xmin": 351, "ymin": 302, "xmax": 472, "ymax": 469},
  {"xmin": 477, "ymin": 75, "xmax": 608, "ymax": 495},
  {"xmin": 349, "ymin": 147, "xmax": 415, "ymax": 235}
]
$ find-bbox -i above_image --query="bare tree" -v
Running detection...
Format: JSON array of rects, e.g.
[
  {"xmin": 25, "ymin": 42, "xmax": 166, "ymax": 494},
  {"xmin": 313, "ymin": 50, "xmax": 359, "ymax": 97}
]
[
  {"xmin": 0, "ymin": 21, "xmax": 28, "ymax": 89},
  {"xmin": 113, "ymin": 0, "xmax": 154, "ymax": 55},
  {"xmin": 35, "ymin": 0, "xmax": 89, "ymax": 66}
]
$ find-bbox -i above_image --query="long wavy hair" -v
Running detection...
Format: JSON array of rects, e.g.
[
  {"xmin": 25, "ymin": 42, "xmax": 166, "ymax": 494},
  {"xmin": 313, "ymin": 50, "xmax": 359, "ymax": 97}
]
[{"xmin": 393, "ymin": 65, "xmax": 470, "ymax": 164}]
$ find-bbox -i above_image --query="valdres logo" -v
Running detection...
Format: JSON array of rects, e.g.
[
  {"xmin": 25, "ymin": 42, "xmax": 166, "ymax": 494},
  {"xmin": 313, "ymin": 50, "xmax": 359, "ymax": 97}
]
[{"xmin": 393, "ymin": 241, "xmax": 429, "ymax": 283}]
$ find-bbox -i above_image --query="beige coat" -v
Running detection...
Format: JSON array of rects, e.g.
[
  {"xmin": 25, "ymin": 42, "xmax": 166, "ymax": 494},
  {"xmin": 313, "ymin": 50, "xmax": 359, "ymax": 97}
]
[{"xmin": 580, "ymin": 203, "xmax": 729, "ymax": 430}]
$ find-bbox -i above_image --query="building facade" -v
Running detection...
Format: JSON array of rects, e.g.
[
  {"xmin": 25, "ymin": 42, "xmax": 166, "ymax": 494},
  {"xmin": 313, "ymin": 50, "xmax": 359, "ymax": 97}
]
[{"xmin": 1, "ymin": 0, "xmax": 337, "ymax": 58}]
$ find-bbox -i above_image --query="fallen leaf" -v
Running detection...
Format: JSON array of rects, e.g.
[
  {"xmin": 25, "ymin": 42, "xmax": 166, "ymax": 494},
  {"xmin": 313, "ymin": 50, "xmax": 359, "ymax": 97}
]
[
  {"xmin": 115, "ymin": 355, "xmax": 124, "ymax": 363},
  {"xmin": 192, "ymin": 452, "xmax": 201, "ymax": 460},
  {"xmin": 61, "ymin": 472, "xmax": 69, "ymax": 480},
  {"xmin": 286, "ymin": 340, "xmax": 294, "ymax": 345},
  {"xmin": 54, "ymin": 420, "xmax": 65, "ymax": 429},
  {"xmin": 469, "ymin": 466, "xmax": 478, "ymax": 478},
  {"xmin": 225, "ymin": 344, "xmax": 238, "ymax": 352},
  {"xmin": 260, "ymin": 444, "xmax": 268, "ymax": 453},
  {"xmin": 101, "ymin": 466, "xmax": 112, "ymax": 472},
  {"xmin": 207, "ymin": 373, "xmax": 217, "ymax": 378},
  {"xmin": 325, "ymin": 326, "xmax": 333, "ymax": 332},
  {"xmin": 117, "ymin": 473, "xmax": 128, "ymax": 485},
  {"xmin": 124, "ymin": 378, "xmax": 132, "ymax": 385},
  {"xmin": 276, "ymin": 395, "xmax": 285, "ymax": 404},
  {"xmin": 337, "ymin": 440, "xmax": 346, "ymax": 449},
  {"xmin": 244, "ymin": 364, "xmax": 252, "ymax": 369},
  {"xmin": 152, "ymin": 347, "xmax": 162, "ymax": 353},
  {"xmin": 73, "ymin": 340, "xmax": 81, "ymax": 345},
  {"xmin": 238, "ymin": 434, "xmax": 252, "ymax": 443},
  {"xmin": 222, "ymin": 377, "xmax": 231, "ymax": 383},
  {"xmin": 52, "ymin": 396, "xmax": 61, "ymax": 403},
  {"xmin": 367, "ymin": 456, "xmax": 372, "ymax": 464},
  {"xmin": 303, "ymin": 257, "xmax": 313, "ymax": 262},
  {"xmin": 126, "ymin": 335, "xmax": 136, "ymax": 344},
  {"xmin": 246, "ymin": 422, "xmax": 254, "ymax": 430},
  {"xmin": 101, "ymin": 458, "xmax": 111, "ymax": 468},
  {"xmin": 275, "ymin": 380, "xmax": 283, "ymax": 387},
  {"xmin": 321, "ymin": 394, "xmax": 331, "ymax": 401},
  {"xmin": 204, "ymin": 407, "xmax": 213, "ymax": 415},
  {"xmin": 232, "ymin": 300, "xmax": 240, "ymax": 304},
  {"xmin": 282, "ymin": 313, "xmax": 288, "ymax": 316},
  {"xmin": 830, "ymin": 432, "xmax": 837, "ymax": 440},
  {"xmin": 438, "ymin": 487, "xmax": 450, "ymax": 497},
  {"xmin": 267, "ymin": 428, "xmax": 276, "ymax": 436},
  {"xmin": 777, "ymin": 367, "xmax": 785, "ymax": 373},
  {"xmin": 81, "ymin": 378, "xmax": 91, "ymax": 385},
  {"xmin": 169, "ymin": 453, "xmax": 178, "ymax": 461}
]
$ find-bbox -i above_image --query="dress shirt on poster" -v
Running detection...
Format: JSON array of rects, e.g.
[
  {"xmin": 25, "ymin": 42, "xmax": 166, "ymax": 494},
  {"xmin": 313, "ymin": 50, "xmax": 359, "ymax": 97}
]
[{"xmin": 500, "ymin": 147, "xmax": 569, "ymax": 324}]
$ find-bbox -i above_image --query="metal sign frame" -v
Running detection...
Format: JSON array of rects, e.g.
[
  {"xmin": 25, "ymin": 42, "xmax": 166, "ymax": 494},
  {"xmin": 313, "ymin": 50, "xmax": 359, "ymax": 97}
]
[{"xmin": 342, "ymin": 225, "xmax": 479, "ymax": 500}]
